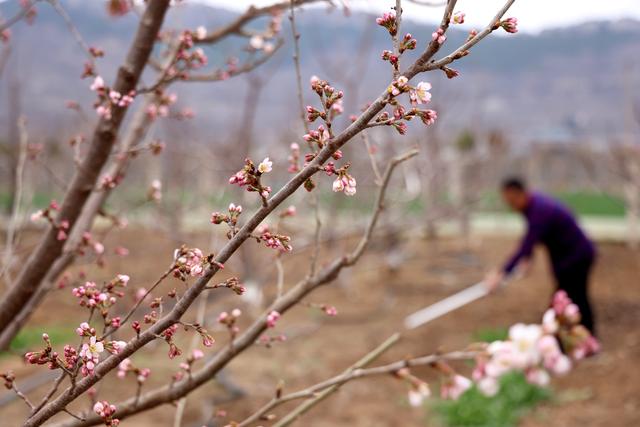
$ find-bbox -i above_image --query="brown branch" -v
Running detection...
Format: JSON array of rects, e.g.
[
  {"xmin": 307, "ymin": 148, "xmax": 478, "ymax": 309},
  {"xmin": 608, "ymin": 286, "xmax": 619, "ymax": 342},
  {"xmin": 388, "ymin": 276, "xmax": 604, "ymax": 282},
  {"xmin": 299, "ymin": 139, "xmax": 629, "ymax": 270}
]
[
  {"xmin": 53, "ymin": 149, "xmax": 419, "ymax": 427},
  {"xmin": 196, "ymin": 0, "xmax": 324, "ymax": 45},
  {"xmin": 185, "ymin": 39, "xmax": 284, "ymax": 82},
  {"xmin": 419, "ymin": 0, "xmax": 517, "ymax": 72},
  {"xmin": 0, "ymin": 0, "xmax": 40, "ymax": 33},
  {"xmin": 26, "ymin": 0, "xmax": 517, "ymax": 422}
]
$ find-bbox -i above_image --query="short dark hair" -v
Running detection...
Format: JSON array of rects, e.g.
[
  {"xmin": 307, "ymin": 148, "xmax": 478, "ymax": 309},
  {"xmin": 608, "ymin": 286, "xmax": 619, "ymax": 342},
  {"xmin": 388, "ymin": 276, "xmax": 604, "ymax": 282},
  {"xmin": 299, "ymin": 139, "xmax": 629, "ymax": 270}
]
[{"xmin": 501, "ymin": 176, "xmax": 527, "ymax": 192}]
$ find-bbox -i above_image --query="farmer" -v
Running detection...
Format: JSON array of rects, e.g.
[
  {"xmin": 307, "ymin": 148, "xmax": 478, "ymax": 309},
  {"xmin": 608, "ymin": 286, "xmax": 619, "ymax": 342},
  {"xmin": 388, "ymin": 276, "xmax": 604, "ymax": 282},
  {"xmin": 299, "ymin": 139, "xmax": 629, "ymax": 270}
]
[{"xmin": 484, "ymin": 177, "xmax": 597, "ymax": 334}]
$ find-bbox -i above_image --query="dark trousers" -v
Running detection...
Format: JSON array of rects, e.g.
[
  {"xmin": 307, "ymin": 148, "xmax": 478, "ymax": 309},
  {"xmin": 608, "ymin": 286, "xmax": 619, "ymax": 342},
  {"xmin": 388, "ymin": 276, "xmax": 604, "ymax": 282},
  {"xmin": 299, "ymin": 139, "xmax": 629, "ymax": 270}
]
[{"xmin": 554, "ymin": 256, "xmax": 596, "ymax": 335}]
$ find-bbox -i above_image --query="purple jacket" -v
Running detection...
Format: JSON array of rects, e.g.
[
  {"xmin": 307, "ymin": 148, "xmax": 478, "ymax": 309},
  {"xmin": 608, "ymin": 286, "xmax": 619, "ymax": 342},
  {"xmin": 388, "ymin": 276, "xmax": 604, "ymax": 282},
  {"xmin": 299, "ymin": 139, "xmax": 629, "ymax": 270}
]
[{"xmin": 503, "ymin": 193, "xmax": 595, "ymax": 275}]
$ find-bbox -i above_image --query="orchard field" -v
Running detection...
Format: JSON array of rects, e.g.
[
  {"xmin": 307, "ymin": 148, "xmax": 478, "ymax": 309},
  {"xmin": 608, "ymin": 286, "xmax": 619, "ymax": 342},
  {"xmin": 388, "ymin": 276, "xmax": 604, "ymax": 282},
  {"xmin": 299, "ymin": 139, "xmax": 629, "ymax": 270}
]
[{"xmin": 2, "ymin": 229, "xmax": 638, "ymax": 426}]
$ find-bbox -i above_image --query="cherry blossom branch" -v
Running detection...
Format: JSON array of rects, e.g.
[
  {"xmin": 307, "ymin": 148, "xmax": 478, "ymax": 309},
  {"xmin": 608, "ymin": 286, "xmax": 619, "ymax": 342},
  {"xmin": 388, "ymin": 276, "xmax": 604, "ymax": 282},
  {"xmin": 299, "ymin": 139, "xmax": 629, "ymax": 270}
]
[
  {"xmin": 238, "ymin": 333, "xmax": 400, "ymax": 426},
  {"xmin": 184, "ymin": 39, "xmax": 284, "ymax": 82},
  {"xmin": 419, "ymin": 0, "xmax": 517, "ymax": 72},
  {"xmin": 196, "ymin": 0, "xmax": 325, "ymax": 45},
  {"xmin": 52, "ymin": 149, "xmax": 419, "ymax": 427},
  {"xmin": 26, "ymin": 1, "xmax": 517, "ymax": 422},
  {"xmin": 0, "ymin": 0, "xmax": 40, "ymax": 32}
]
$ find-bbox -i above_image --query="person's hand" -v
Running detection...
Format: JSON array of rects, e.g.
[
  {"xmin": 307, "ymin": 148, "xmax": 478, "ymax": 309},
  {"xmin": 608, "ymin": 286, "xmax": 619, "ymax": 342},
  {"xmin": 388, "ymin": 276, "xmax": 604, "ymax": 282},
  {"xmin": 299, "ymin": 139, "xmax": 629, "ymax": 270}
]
[{"xmin": 484, "ymin": 269, "xmax": 505, "ymax": 294}]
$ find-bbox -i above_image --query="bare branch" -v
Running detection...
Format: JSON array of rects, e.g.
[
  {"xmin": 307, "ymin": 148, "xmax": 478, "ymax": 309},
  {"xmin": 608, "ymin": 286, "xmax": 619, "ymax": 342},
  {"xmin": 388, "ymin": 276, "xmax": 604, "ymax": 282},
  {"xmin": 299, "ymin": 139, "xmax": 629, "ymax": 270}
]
[{"xmin": 52, "ymin": 148, "xmax": 420, "ymax": 427}]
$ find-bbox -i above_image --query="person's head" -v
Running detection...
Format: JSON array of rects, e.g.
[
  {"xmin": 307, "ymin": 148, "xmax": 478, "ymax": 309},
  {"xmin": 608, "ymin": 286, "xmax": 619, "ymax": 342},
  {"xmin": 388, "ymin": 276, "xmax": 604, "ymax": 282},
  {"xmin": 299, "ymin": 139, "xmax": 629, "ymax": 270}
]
[{"xmin": 500, "ymin": 177, "xmax": 530, "ymax": 212}]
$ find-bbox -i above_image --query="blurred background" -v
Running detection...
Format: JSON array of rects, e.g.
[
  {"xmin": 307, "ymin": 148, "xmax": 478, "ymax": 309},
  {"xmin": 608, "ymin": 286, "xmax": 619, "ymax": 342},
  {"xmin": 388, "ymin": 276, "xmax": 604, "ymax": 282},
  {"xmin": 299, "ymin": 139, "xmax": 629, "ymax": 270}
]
[{"xmin": 0, "ymin": 1, "xmax": 639, "ymax": 426}]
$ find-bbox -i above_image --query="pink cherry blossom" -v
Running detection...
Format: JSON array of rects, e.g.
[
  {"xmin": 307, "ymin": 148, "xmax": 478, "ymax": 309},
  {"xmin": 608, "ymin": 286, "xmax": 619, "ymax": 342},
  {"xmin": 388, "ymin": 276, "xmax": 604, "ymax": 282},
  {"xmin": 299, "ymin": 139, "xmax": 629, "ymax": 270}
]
[
  {"xmin": 258, "ymin": 157, "xmax": 273, "ymax": 174},
  {"xmin": 440, "ymin": 374, "xmax": 472, "ymax": 400},
  {"xmin": 266, "ymin": 310, "xmax": 281, "ymax": 328}
]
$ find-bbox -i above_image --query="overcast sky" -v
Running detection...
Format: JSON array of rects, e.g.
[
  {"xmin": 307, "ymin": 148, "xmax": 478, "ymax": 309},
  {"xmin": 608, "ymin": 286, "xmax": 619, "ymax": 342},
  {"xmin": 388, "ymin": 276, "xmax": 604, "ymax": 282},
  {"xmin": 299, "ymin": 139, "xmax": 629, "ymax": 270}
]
[{"xmin": 196, "ymin": 0, "xmax": 640, "ymax": 33}]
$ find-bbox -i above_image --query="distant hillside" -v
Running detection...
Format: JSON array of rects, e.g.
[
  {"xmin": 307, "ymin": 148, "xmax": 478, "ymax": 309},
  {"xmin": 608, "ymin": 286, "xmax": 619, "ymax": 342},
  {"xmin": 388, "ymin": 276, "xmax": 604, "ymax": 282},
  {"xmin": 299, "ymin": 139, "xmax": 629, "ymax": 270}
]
[{"xmin": 1, "ymin": 0, "xmax": 639, "ymax": 147}]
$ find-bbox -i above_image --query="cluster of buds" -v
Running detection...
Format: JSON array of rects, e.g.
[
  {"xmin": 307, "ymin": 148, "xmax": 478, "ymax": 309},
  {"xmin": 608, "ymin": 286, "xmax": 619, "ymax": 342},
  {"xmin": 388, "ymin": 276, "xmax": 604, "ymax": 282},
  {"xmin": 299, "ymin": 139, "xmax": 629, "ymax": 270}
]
[
  {"xmin": 378, "ymin": 77, "xmax": 438, "ymax": 133},
  {"xmin": 308, "ymin": 76, "xmax": 344, "ymax": 125},
  {"xmin": 451, "ymin": 11, "xmax": 466, "ymax": 25},
  {"xmin": 302, "ymin": 125, "xmax": 330, "ymax": 149},
  {"xmin": 117, "ymin": 358, "xmax": 151, "ymax": 384},
  {"xmin": 161, "ymin": 324, "xmax": 182, "ymax": 359},
  {"xmin": 89, "ymin": 76, "xmax": 135, "ymax": 120},
  {"xmin": 399, "ymin": 33, "xmax": 417, "ymax": 54},
  {"xmin": 146, "ymin": 91, "xmax": 177, "ymax": 121},
  {"xmin": 24, "ymin": 334, "xmax": 59, "ymax": 369},
  {"xmin": 161, "ymin": 31, "xmax": 208, "ymax": 82},
  {"xmin": 228, "ymin": 158, "xmax": 273, "ymax": 200},
  {"xmin": 396, "ymin": 368, "xmax": 431, "ymax": 407},
  {"xmin": 266, "ymin": 310, "xmax": 281, "ymax": 328},
  {"xmin": 71, "ymin": 275, "xmax": 129, "ymax": 321},
  {"xmin": 255, "ymin": 225, "xmax": 292, "ymax": 252},
  {"xmin": 218, "ymin": 308, "xmax": 242, "ymax": 339},
  {"xmin": 173, "ymin": 246, "xmax": 209, "ymax": 280},
  {"xmin": 63, "ymin": 344, "xmax": 78, "ymax": 369},
  {"xmin": 550, "ymin": 290, "xmax": 600, "ymax": 360},
  {"xmin": 325, "ymin": 162, "xmax": 356, "ymax": 196},
  {"xmin": 256, "ymin": 333, "xmax": 287, "ymax": 348},
  {"xmin": 211, "ymin": 203, "xmax": 243, "ymax": 227},
  {"xmin": 78, "ymin": 231, "xmax": 106, "ymax": 259},
  {"xmin": 93, "ymin": 400, "xmax": 119, "ymax": 426},
  {"xmin": 499, "ymin": 17, "xmax": 518, "ymax": 34},
  {"xmin": 403, "ymin": 107, "xmax": 438, "ymax": 126},
  {"xmin": 30, "ymin": 200, "xmax": 70, "ymax": 241},
  {"xmin": 381, "ymin": 50, "xmax": 398, "ymax": 67},
  {"xmin": 375, "ymin": 11, "xmax": 397, "ymax": 36},
  {"xmin": 431, "ymin": 28, "xmax": 447, "ymax": 45},
  {"xmin": 207, "ymin": 277, "xmax": 246, "ymax": 295},
  {"xmin": 190, "ymin": 323, "xmax": 215, "ymax": 348}
]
